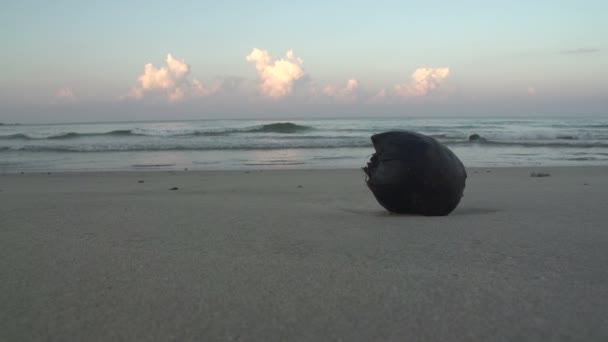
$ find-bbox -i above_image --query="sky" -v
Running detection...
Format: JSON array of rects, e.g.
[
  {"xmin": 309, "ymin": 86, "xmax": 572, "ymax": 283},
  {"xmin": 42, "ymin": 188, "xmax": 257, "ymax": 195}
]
[{"xmin": 1, "ymin": 0, "xmax": 607, "ymax": 123}]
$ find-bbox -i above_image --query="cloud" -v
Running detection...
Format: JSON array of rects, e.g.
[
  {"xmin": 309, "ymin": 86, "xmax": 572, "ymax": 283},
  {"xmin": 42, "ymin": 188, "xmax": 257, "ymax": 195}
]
[
  {"xmin": 373, "ymin": 67, "xmax": 451, "ymax": 100},
  {"xmin": 246, "ymin": 48, "xmax": 305, "ymax": 98},
  {"xmin": 127, "ymin": 53, "xmax": 218, "ymax": 102},
  {"xmin": 559, "ymin": 48, "xmax": 600, "ymax": 55},
  {"xmin": 395, "ymin": 68, "xmax": 451, "ymax": 96},
  {"xmin": 527, "ymin": 86, "xmax": 537, "ymax": 95},
  {"xmin": 323, "ymin": 79, "xmax": 360, "ymax": 101},
  {"xmin": 54, "ymin": 87, "xmax": 77, "ymax": 103}
]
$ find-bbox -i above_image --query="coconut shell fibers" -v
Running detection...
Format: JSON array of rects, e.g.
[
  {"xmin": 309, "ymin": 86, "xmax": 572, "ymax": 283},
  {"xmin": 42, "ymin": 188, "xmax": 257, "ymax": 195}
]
[{"xmin": 363, "ymin": 131, "xmax": 467, "ymax": 216}]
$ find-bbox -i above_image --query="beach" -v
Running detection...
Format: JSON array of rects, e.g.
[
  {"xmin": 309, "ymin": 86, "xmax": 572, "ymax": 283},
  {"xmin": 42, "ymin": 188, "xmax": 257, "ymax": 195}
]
[{"xmin": 1, "ymin": 167, "xmax": 607, "ymax": 341}]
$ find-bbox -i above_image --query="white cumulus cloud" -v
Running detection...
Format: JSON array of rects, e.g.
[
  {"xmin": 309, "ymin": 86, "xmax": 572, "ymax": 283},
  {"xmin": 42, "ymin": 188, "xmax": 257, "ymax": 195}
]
[
  {"xmin": 246, "ymin": 48, "xmax": 305, "ymax": 98},
  {"xmin": 127, "ymin": 53, "xmax": 217, "ymax": 102},
  {"xmin": 394, "ymin": 67, "xmax": 451, "ymax": 96},
  {"xmin": 375, "ymin": 67, "xmax": 451, "ymax": 100},
  {"xmin": 323, "ymin": 79, "xmax": 360, "ymax": 101}
]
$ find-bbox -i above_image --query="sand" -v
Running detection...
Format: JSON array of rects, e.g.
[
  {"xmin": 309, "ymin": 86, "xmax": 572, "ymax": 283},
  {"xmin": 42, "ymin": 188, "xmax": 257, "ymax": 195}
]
[{"xmin": 1, "ymin": 167, "xmax": 607, "ymax": 341}]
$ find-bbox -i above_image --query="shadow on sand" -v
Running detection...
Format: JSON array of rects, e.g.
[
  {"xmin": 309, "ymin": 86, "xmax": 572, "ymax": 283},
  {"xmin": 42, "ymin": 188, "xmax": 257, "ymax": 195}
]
[{"xmin": 338, "ymin": 206, "xmax": 499, "ymax": 217}]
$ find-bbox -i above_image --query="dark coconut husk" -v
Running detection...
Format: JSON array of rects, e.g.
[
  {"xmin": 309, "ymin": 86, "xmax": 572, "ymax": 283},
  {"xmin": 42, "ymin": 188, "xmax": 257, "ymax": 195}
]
[{"xmin": 363, "ymin": 131, "xmax": 467, "ymax": 216}]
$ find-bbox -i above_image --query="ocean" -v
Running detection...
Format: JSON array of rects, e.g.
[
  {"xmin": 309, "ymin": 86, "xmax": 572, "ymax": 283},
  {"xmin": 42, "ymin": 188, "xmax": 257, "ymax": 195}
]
[{"xmin": 1, "ymin": 117, "xmax": 607, "ymax": 172}]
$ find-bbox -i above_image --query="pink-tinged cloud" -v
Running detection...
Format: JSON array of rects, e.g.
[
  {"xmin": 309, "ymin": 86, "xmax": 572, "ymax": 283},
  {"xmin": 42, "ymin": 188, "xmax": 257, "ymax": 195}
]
[
  {"xmin": 246, "ymin": 48, "xmax": 305, "ymax": 98},
  {"xmin": 127, "ymin": 53, "xmax": 217, "ymax": 102},
  {"xmin": 374, "ymin": 67, "xmax": 451, "ymax": 101},
  {"xmin": 54, "ymin": 87, "xmax": 77, "ymax": 103},
  {"xmin": 527, "ymin": 86, "xmax": 537, "ymax": 95},
  {"xmin": 323, "ymin": 79, "xmax": 360, "ymax": 101},
  {"xmin": 395, "ymin": 68, "xmax": 451, "ymax": 96}
]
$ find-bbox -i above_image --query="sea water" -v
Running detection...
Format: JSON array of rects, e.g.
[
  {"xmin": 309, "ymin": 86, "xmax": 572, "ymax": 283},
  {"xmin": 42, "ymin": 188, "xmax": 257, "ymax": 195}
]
[{"xmin": 1, "ymin": 117, "xmax": 607, "ymax": 172}]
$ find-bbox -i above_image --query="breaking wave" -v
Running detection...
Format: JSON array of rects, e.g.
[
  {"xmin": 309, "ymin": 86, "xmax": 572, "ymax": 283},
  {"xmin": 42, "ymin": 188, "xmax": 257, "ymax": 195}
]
[
  {"xmin": 246, "ymin": 122, "xmax": 312, "ymax": 133},
  {"xmin": 191, "ymin": 122, "xmax": 313, "ymax": 136},
  {"xmin": 3, "ymin": 138, "xmax": 608, "ymax": 153},
  {"xmin": 2, "ymin": 118, "xmax": 608, "ymax": 170},
  {"xmin": 0, "ymin": 130, "xmax": 141, "ymax": 140},
  {"xmin": 0, "ymin": 133, "xmax": 30, "ymax": 140},
  {"xmin": 0, "ymin": 123, "xmax": 313, "ymax": 140}
]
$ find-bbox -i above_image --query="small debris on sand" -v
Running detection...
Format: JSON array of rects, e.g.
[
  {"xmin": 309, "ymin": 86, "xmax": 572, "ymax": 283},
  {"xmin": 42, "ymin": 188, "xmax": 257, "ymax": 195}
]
[
  {"xmin": 169, "ymin": 187, "xmax": 179, "ymax": 190},
  {"xmin": 138, "ymin": 180, "xmax": 144, "ymax": 183},
  {"xmin": 530, "ymin": 172, "xmax": 551, "ymax": 178},
  {"xmin": 297, "ymin": 185, "xmax": 303, "ymax": 188}
]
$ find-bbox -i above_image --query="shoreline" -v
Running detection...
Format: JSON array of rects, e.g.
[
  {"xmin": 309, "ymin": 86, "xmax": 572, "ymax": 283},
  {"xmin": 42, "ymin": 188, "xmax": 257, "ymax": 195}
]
[
  {"xmin": 2, "ymin": 164, "xmax": 607, "ymax": 175},
  {"xmin": 3, "ymin": 116, "xmax": 608, "ymax": 173}
]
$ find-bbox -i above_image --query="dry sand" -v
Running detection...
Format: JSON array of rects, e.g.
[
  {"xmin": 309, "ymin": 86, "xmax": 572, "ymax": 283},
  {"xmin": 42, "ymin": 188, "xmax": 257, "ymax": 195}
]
[{"xmin": 1, "ymin": 167, "xmax": 607, "ymax": 341}]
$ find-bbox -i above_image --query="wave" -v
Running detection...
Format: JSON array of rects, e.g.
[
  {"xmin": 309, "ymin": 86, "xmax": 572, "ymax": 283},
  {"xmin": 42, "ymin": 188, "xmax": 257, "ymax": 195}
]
[
  {"xmin": 3, "ymin": 140, "xmax": 372, "ymax": 153},
  {"xmin": 144, "ymin": 122, "xmax": 314, "ymax": 136},
  {"xmin": 246, "ymin": 122, "xmax": 312, "ymax": 133},
  {"xmin": 556, "ymin": 135, "xmax": 578, "ymax": 140},
  {"xmin": 0, "ymin": 133, "xmax": 30, "ymax": 140},
  {"xmin": 147, "ymin": 123, "xmax": 313, "ymax": 137},
  {"xmin": 564, "ymin": 157, "xmax": 603, "ymax": 161},
  {"xmin": 52, "ymin": 130, "xmax": 138, "ymax": 139},
  {"xmin": 452, "ymin": 139, "xmax": 608, "ymax": 148},
  {"xmin": 192, "ymin": 131, "xmax": 230, "ymax": 136},
  {"xmin": 3, "ymin": 137, "xmax": 607, "ymax": 154},
  {"xmin": 168, "ymin": 123, "xmax": 313, "ymax": 136},
  {"xmin": 549, "ymin": 124, "xmax": 608, "ymax": 129},
  {"xmin": 8, "ymin": 122, "xmax": 606, "ymax": 142},
  {"xmin": 0, "ymin": 130, "xmax": 141, "ymax": 140},
  {"xmin": 0, "ymin": 123, "xmax": 313, "ymax": 140},
  {"xmin": 581, "ymin": 124, "xmax": 608, "ymax": 128}
]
